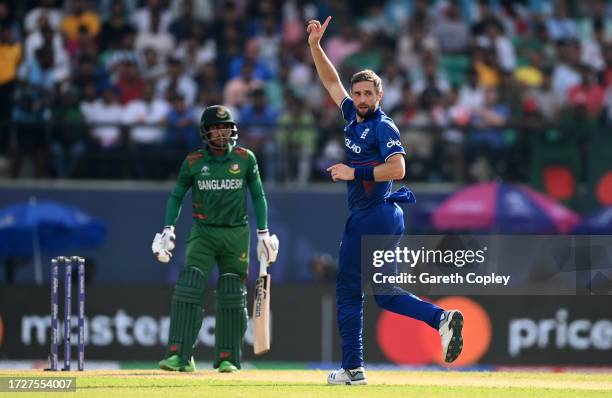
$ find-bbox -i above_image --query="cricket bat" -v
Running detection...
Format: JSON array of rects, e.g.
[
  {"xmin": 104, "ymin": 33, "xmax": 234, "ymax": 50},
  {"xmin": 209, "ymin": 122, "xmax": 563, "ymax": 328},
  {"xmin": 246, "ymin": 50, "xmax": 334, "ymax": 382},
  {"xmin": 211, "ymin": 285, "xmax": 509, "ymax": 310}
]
[{"xmin": 253, "ymin": 258, "xmax": 271, "ymax": 355}]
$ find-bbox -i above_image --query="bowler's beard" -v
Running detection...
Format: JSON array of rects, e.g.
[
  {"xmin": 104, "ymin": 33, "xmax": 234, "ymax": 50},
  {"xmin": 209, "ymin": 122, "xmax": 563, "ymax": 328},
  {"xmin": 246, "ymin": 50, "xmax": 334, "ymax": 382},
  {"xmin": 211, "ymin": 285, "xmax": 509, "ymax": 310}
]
[{"xmin": 356, "ymin": 103, "xmax": 376, "ymax": 118}]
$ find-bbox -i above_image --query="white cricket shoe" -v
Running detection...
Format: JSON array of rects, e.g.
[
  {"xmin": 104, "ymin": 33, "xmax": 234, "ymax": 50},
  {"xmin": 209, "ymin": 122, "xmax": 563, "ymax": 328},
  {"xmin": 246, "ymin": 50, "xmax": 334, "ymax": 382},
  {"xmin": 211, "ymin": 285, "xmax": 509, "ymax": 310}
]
[
  {"xmin": 327, "ymin": 367, "xmax": 367, "ymax": 385},
  {"xmin": 438, "ymin": 310, "xmax": 464, "ymax": 363}
]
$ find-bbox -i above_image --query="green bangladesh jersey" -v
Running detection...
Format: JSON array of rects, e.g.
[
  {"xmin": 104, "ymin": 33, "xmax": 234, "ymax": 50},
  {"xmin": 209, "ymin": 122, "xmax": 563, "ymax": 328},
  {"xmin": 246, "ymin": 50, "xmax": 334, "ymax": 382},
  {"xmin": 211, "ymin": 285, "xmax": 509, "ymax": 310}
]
[{"xmin": 164, "ymin": 145, "xmax": 268, "ymax": 230}]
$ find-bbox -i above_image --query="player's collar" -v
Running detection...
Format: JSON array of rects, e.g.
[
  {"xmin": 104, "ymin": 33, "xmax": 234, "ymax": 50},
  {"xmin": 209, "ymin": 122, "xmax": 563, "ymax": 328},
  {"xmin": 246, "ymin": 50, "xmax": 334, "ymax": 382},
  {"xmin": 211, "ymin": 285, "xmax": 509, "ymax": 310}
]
[
  {"xmin": 364, "ymin": 106, "xmax": 383, "ymax": 121},
  {"xmin": 205, "ymin": 143, "xmax": 235, "ymax": 162}
]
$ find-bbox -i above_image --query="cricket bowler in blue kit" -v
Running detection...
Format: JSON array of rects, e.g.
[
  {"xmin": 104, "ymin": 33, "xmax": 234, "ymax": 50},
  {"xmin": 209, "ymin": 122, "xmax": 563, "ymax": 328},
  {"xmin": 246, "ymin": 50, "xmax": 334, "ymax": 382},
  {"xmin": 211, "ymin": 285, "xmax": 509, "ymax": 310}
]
[{"xmin": 307, "ymin": 17, "xmax": 464, "ymax": 385}]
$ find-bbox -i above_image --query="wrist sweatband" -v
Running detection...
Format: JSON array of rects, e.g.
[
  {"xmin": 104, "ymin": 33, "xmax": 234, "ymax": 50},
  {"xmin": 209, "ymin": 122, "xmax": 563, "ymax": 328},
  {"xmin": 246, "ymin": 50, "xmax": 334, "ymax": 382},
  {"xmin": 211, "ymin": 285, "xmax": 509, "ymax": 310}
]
[{"xmin": 355, "ymin": 166, "xmax": 375, "ymax": 181}]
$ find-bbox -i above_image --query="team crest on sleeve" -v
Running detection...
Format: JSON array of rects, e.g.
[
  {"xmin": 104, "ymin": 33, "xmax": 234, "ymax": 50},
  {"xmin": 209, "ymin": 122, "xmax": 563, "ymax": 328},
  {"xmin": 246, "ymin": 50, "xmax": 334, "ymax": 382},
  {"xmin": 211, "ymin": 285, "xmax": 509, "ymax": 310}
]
[{"xmin": 229, "ymin": 163, "xmax": 241, "ymax": 174}]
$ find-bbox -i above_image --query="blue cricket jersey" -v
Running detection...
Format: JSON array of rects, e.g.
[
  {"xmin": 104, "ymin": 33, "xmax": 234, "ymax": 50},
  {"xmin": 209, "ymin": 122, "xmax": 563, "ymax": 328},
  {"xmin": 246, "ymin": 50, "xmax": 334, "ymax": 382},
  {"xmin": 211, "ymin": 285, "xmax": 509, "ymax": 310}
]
[{"xmin": 340, "ymin": 97, "xmax": 406, "ymax": 211}]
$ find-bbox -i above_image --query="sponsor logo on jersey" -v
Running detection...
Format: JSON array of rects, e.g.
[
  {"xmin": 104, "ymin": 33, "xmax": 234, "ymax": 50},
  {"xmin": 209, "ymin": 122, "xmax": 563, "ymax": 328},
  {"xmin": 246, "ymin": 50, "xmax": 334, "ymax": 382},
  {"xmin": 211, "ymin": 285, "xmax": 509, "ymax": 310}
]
[
  {"xmin": 201, "ymin": 165, "xmax": 210, "ymax": 175},
  {"xmin": 360, "ymin": 127, "xmax": 370, "ymax": 139},
  {"xmin": 386, "ymin": 138, "xmax": 402, "ymax": 148},
  {"xmin": 229, "ymin": 163, "xmax": 241, "ymax": 174},
  {"xmin": 197, "ymin": 179, "xmax": 243, "ymax": 190},
  {"xmin": 345, "ymin": 138, "xmax": 362, "ymax": 154}
]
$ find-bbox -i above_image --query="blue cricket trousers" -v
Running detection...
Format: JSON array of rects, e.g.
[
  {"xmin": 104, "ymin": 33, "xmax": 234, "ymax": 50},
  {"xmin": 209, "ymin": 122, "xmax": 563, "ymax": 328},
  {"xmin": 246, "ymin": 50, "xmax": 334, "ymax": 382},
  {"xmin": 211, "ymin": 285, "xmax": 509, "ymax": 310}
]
[{"xmin": 336, "ymin": 200, "xmax": 443, "ymax": 369}]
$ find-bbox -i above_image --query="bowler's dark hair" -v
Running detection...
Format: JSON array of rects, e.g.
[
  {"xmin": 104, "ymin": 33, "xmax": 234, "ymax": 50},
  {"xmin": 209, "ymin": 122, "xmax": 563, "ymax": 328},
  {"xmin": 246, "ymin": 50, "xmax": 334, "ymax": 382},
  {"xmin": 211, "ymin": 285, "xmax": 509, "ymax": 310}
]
[{"xmin": 350, "ymin": 69, "xmax": 382, "ymax": 94}]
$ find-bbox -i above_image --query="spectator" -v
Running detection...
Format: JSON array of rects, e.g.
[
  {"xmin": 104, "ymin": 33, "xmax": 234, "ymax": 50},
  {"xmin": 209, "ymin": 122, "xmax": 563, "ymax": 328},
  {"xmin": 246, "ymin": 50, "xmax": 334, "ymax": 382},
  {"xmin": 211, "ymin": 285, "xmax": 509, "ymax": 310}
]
[
  {"xmin": 277, "ymin": 94, "xmax": 316, "ymax": 184},
  {"xmin": 466, "ymin": 87, "xmax": 511, "ymax": 180},
  {"xmin": 603, "ymin": 44, "xmax": 612, "ymax": 88},
  {"xmin": 123, "ymin": 82, "xmax": 170, "ymax": 178},
  {"xmin": 25, "ymin": 18, "xmax": 70, "ymax": 82},
  {"xmin": 341, "ymin": 31, "xmax": 383, "ymax": 73},
  {"xmin": 73, "ymin": 54, "xmax": 107, "ymax": 90},
  {"xmin": 174, "ymin": 34, "xmax": 216, "ymax": 77},
  {"xmin": 166, "ymin": 93, "xmax": 199, "ymax": 152},
  {"xmin": 471, "ymin": 0, "xmax": 504, "ymax": 37},
  {"xmin": 546, "ymin": 1, "xmax": 577, "ymax": 42},
  {"xmin": 477, "ymin": 20, "xmax": 517, "ymax": 72},
  {"xmin": 195, "ymin": 61, "xmax": 222, "ymax": 95},
  {"xmin": 0, "ymin": 25, "xmax": 21, "ymax": 154},
  {"xmin": 139, "ymin": 47, "xmax": 167, "ymax": 81},
  {"xmin": 552, "ymin": 40, "xmax": 581, "ymax": 100},
  {"xmin": 24, "ymin": 0, "xmax": 63, "ymax": 34},
  {"xmin": 324, "ymin": 24, "xmax": 361, "ymax": 67},
  {"xmin": 61, "ymin": 0, "xmax": 101, "ymax": 41},
  {"xmin": 169, "ymin": 0, "xmax": 214, "ymax": 25},
  {"xmin": 315, "ymin": 132, "xmax": 344, "ymax": 178},
  {"xmin": 11, "ymin": 47, "xmax": 55, "ymax": 178},
  {"xmin": 581, "ymin": 18, "xmax": 606, "ymax": 72},
  {"xmin": 50, "ymin": 88, "xmax": 87, "ymax": 177},
  {"xmin": 396, "ymin": 19, "xmax": 438, "ymax": 73},
  {"xmin": 380, "ymin": 60, "xmax": 407, "ymax": 111},
  {"xmin": 131, "ymin": 0, "xmax": 173, "ymax": 34},
  {"xmin": 169, "ymin": 0, "xmax": 207, "ymax": 43},
  {"xmin": 223, "ymin": 61, "xmax": 264, "ymax": 108},
  {"xmin": 253, "ymin": 13, "xmax": 281, "ymax": 74},
  {"xmin": 358, "ymin": 3, "xmax": 390, "ymax": 35},
  {"xmin": 515, "ymin": 51, "xmax": 545, "ymax": 88},
  {"xmin": 238, "ymin": 87, "xmax": 279, "ymax": 176},
  {"xmin": 103, "ymin": 28, "xmax": 138, "ymax": 77},
  {"xmin": 114, "ymin": 59, "xmax": 144, "ymax": 104},
  {"xmin": 474, "ymin": 46, "xmax": 501, "ymax": 88},
  {"xmin": 431, "ymin": 2, "xmax": 470, "ymax": 54},
  {"xmin": 99, "ymin": 0, "xmax": 136, "ymax": 51},
  {"xmin": 123, "ymin": 82, "xmax": 169, "ymax": 145},
  {"xmin": 134, "ymin": 6, "xmax": 175, "ymax": 58},
  {"xmin": 412, "ymin": 60, "xmax": 450, "ymax": 109},
  {"xmin": 229, "ymin": 39, "xmax": 273, "ymax": 81},
  {"xmin": 80, "ymin": 84, "xmax": 123, "ymax": 148},
  {"xmin": 525, "ymin": 68, "xmax": 562, "ymax": 122},
  {"xmin": 458, "ymin": 67, "xmax": 485, "ymax": 111},
  {"xmin": 265, "ymin": 62, "xmax": 291, "ymax": 110},
  {"xmin": 156, "ymin": 57, "xmax": 197, "ymax": 105},
  {"xmin": 567, "ymin": 64, "xmax": 605, "ymax": 118},
  {"xmin": 393, "ymin": 82, "xmax": 442, "ymax": 181}
]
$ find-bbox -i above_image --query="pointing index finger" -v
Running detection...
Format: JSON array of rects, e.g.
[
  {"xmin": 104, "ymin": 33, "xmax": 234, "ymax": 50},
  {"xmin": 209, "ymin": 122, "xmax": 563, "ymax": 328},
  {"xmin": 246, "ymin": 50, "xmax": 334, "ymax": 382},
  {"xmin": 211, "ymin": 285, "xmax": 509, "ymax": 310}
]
[{"xmin": 321, "ymin": 16, "xmax": 332, "ymax": 30}]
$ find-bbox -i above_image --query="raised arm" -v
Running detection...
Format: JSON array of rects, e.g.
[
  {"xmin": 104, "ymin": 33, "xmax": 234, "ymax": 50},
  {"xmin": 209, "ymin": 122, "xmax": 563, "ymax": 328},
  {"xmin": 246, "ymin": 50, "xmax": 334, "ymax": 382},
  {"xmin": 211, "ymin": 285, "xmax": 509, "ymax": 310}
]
[{"xmin": 307, "ymin": 16, "xmax": 349, "ymax": 107}]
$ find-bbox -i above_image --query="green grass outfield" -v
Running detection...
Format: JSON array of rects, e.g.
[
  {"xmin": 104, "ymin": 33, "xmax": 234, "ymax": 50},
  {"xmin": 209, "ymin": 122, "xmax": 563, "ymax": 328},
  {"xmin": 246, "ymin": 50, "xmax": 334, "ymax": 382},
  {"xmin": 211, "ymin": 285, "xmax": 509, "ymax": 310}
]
[{"xmin": 1, "ymin": 370, "xmax": 611, "ymax": 398}]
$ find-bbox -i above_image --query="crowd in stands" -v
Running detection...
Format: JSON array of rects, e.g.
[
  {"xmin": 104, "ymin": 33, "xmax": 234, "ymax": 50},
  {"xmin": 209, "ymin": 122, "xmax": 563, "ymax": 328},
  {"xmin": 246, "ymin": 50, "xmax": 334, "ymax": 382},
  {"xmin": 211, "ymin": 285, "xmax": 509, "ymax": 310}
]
[{"xmin": 0, "ymin": 0, "xmax": 611, "ymax": 183}]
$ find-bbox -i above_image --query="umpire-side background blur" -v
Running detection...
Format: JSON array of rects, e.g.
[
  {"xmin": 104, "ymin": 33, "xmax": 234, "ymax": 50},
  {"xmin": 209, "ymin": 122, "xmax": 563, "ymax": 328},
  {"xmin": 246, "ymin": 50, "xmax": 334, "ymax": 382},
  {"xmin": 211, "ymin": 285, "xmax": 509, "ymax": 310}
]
[{"xmin": 1, "ymin": 0, "xmax": 611, "ymax": 369}]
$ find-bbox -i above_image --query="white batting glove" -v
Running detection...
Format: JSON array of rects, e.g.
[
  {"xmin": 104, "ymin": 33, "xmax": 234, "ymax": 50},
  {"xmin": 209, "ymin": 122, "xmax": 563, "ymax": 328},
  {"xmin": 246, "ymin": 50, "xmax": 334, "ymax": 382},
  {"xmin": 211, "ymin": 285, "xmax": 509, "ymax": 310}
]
[
  {"xmin": 152, "ymin": 226, "xmax": 176, "ymax": 263},
  {"xmin": 257, "ymin": 229, "xmax": 279, "ymax": 264}
]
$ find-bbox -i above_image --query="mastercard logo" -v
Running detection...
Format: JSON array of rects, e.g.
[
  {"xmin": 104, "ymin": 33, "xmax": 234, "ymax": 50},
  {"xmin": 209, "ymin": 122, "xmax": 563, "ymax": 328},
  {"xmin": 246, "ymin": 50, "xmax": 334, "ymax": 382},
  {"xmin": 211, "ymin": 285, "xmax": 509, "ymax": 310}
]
[{"xmin": 376, "ymin": 296, "xmax": 491, "ymax": 367}]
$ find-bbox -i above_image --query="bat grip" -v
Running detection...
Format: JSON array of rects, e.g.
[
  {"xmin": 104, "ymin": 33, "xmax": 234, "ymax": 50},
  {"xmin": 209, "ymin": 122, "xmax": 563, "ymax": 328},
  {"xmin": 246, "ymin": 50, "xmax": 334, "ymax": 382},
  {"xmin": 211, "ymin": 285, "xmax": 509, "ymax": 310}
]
[{"xmin": 258, "ymin": 259, "xmax": 268, "ymax": 277}]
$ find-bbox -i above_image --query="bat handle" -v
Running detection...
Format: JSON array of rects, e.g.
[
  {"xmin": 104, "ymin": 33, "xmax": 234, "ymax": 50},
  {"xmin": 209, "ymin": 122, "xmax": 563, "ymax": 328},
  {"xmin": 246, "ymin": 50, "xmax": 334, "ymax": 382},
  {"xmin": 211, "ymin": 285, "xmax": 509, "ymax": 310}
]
[{"xmin": 258, "ymin": 259, "xmax": 268, "ymax": 277}]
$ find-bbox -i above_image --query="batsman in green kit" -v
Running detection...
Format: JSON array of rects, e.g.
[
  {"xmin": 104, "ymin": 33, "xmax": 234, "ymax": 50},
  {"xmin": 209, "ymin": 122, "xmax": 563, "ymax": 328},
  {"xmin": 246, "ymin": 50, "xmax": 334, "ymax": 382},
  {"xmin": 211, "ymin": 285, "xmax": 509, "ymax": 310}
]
[{"xmin": 152, "ymin": 105, "xmax": 279, "ymax": 373}]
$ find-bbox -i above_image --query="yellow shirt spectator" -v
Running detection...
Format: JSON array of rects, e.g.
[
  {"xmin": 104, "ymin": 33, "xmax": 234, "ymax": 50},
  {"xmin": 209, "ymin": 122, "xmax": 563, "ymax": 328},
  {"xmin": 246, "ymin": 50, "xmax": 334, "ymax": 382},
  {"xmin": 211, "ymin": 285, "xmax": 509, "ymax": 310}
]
[
  {"xmin": 61, "ymin": 12, "xmax": 100, "ymax": 40},
  {"xmin": 0, "ymin": 42, "xmax": 22, "ymax": 85},
  {"xmin": 475, "ymin": 61, "xmax": 500, "ymax": 88},
  {"xmin": 514, "ymin": 65, "xmax": 543, "ymax": 87}
]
